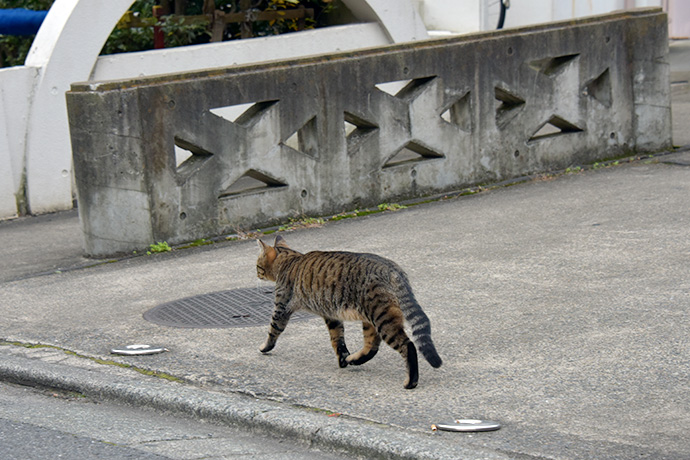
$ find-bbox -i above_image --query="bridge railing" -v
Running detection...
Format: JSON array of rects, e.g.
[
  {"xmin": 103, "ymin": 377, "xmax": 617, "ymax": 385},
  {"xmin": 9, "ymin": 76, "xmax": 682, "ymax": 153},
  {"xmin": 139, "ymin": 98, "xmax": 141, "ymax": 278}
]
[{"xmin": 67, "ymin": 9, "xmax": 671, "ymax": 257}]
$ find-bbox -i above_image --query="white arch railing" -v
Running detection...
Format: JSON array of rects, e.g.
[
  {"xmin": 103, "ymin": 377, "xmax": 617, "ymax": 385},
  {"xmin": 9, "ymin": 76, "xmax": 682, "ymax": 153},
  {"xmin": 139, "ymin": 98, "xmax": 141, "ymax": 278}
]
[{"xmin": 0, "ymin": 0, "xmax": 427, "ymax": 218}]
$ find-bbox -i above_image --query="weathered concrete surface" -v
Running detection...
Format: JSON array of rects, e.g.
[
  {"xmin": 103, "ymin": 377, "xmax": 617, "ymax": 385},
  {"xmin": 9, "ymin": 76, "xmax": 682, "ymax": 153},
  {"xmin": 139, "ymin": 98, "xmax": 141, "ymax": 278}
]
[
  {"xmin": 670, "ymin": 40, "xmax": 690, "ymax": 147},
  {"xmin": 68, "ymin": 9, "xmax": 671, "ymax": 257}
]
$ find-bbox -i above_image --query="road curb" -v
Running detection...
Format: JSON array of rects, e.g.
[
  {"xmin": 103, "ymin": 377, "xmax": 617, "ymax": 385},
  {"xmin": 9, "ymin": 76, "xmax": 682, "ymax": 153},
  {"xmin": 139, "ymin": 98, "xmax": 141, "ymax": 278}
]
[{"xmin": 0, "ymin": 350, "xmax": 513, "ymax": 460}]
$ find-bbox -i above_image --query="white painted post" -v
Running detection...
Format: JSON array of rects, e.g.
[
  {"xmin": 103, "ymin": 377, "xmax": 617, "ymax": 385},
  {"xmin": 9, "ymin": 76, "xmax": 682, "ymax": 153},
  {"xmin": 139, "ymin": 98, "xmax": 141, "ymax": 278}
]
[
  {"xmin": 420, "ymin": 0, "xmax": 481, "ymax": 33},
  {"xmin": 1, "ymin": 67, "xmax": 36, "ymax": 217},
  {"xmin": 668, "ymin": 0, "xmax": 690, "ymax": 38},
  {"xmin": 342, "ymin": 0, "xmax": 428, "ymax": 41},
  {"xmin": 23, "ymin": 0, "xmax": 134, "ymax": 214},
  {"xmin": 0, "ymin": 81, "xmax": 17, "ymax": 217}
]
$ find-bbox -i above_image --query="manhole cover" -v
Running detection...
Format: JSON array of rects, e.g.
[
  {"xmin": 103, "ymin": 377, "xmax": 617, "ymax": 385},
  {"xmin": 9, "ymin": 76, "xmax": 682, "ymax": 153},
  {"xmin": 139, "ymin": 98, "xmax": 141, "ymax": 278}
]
[{"xmin": 143, "ymin": 287, "xmax": 312, "ymax": 328}]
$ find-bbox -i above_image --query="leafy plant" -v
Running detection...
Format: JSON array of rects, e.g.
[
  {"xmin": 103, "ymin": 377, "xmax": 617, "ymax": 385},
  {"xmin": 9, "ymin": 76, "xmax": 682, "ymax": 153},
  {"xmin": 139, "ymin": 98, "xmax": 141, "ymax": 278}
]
[
  {"xmin": 378, "ymin": 203, "xmax": 407, "ymax": 211},
  {"xmin": 102, "ymin": 0, "xmax": 338, "ymax": 55},
  {"xmin": 591, "ymin": 160, "xmax": 620, "ymax": 170},
  {"xmin": 1, "ymin": 0, "xmax": 339, "ymax": 66},
  {"xmin": 329, "ymin": 209, "xmax": 374, "ymax": 221},
  {"xmin": 147, "ymin": 241, "xmax": 172, "ymax": 254},
  {"xmin": 161, "ymin": 14, "xmax": 210, "ymax": 47},
  {"xmin": 0, "ymin": 0, "xmax": 52, "ymax": 7},
  {"xmin": 278, "ymin": 216, "xmax": 325, "ymax": 231},
  {"xmin": 0, "ymin": 35, "xmax": 32, "ymax": 67}
]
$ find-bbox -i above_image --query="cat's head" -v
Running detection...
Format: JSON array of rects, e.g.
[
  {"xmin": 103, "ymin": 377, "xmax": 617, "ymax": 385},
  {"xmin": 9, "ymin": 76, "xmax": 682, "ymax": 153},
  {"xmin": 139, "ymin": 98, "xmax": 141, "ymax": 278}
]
[{"xmin": 256, "ymin": 235, "xmax": 291, "ymax": 281}]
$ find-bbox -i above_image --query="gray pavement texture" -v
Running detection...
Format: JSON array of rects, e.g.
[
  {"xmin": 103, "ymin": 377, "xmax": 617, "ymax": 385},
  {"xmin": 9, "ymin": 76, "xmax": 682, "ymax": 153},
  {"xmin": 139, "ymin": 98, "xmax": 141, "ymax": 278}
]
[
  {"xmin": 1, "ymin": 39, "xmax": 690, "ymax": 460},
  {"xmin": 0, "ymin": 381, "xmax": 347, "ymax": 460},
  {"xmin": 3, "ymin": 153, "xmax": 690, "ymax": 460}
]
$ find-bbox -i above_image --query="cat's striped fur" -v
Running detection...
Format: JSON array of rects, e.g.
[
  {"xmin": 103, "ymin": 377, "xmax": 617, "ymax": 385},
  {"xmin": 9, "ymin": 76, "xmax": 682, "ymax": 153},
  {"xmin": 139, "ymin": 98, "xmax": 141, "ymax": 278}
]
[{"xmin": 256, "ymin": 235, "xmax": 442, "ymax": 389}]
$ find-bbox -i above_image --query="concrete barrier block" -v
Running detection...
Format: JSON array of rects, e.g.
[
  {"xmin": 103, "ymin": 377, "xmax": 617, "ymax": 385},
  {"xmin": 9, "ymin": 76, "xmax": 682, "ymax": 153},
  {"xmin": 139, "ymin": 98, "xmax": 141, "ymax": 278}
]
[{"xmin": 67, "ymin": 9, "xmax": 671, "ymax": 257}]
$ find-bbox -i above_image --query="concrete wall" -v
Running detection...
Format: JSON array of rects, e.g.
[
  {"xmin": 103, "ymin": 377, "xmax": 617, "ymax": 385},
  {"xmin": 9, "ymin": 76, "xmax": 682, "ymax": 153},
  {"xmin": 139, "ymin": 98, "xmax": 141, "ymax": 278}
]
[{"xmin": 67, "ymin": 9, "xmax": 671, "ymax": 257}]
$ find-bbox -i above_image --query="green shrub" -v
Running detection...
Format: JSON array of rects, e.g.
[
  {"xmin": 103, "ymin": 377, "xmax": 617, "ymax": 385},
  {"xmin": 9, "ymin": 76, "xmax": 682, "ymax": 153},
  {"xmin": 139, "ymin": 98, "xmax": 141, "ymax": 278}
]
[{"xmin": 1, "ymin": 0, "xmax": 339, "ymax": 67}]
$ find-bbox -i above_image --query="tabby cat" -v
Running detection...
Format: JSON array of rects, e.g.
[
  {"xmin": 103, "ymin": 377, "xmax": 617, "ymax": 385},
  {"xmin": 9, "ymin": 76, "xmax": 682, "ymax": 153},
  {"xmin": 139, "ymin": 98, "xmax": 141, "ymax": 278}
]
[{"xmin": 255, "ymin": 235, "xmax": 442, "ymax": 389}]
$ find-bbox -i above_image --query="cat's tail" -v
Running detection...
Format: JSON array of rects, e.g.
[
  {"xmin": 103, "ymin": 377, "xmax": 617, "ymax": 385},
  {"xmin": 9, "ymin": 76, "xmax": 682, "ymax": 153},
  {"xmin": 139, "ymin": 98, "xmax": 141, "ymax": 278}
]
[
  {"xmin": 398, "ymin": 282, "xmax": 442, "ymax": 368},
  {"xmin": 406, "ymin": 305, "xmax": 443, "ymax": 368}
]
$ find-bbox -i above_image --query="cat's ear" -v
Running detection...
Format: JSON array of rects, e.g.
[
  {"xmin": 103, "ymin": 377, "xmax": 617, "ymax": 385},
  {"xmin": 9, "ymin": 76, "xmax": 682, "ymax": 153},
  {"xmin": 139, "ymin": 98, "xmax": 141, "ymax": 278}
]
[
  {"xmin": 257, "ymin": 239, "xmax": 277, "ymax": 262},
  {"xmin": 274, "ymin": 235, "xmax": 290, "ymax": 249}
]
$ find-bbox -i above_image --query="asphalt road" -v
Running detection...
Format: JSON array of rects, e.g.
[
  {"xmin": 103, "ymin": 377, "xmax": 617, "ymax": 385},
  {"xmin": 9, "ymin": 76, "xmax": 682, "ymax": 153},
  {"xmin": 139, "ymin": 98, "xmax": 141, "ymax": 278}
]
[{"xmin": 0, "ymin": 381, "xmax": 347, "ymax": 460}]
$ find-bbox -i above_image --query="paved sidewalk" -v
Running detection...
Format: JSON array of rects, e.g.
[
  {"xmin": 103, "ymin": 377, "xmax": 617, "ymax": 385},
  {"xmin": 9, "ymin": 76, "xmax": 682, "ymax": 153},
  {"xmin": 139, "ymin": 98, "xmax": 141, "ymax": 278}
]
[
  {"xmin": 1, "ymin": 40, "xmax": 689, "ymax": 460},
  {"xmin": 2, "ymin": 151, "xmax": 690, "ymax": 459}
]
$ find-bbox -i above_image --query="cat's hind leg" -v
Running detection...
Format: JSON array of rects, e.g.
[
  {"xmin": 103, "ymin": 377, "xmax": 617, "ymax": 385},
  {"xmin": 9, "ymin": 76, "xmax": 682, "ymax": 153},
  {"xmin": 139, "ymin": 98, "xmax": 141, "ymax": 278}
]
[
  {"xmin": 345, "ymin": 322, "xmax": 381, "ymax": 366},
  {"xmin": 372, "ymin": 299, "xmax": 419, "ymax": 389},
  {"xmin": 325, "ymin": 319, "xmax": 350, "ymax": 368}
]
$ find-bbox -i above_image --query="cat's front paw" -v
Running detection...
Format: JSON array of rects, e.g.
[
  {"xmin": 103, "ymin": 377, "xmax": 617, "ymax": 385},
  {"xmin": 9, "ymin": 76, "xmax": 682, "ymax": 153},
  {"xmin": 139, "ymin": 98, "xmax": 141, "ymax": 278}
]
[
  {"xmin": 403, "ymin": 379, "xmax": 418, "ymax": 389},
  {"xmin": 259, "ymin": 340, "xmax": 275, "ymax": 354}
]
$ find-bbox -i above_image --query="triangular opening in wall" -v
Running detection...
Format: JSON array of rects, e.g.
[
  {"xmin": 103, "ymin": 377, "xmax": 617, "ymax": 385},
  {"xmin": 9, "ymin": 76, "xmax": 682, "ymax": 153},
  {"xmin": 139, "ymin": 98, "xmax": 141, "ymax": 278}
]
[
  {"xmin": 374, "ymin": 77, "xmax": 436, "ymax": 100},
  {"xmin": 344, "ymin": 111, "xmax": 379, "ymax": 152},
  {"xmin": 440, "ymin": 92, "xmax": 472, "ymax": 132},
  {"xmin": 174, "ymin": 137, "xmax": 214, "ymax": 183},
  {"xmin": 175, "ymin": 144, "xmax": 193, "ymax": 167},
  {"xmin": 219, "ymin": 169, "xmax": 287, "ymax": 198},
  {"xmin": 282, "ymin": 116, "xmax": 318, "ymax": 158},
  {"xmin": 209, "ymin": 100, "xmax": 278, "ymax": 128},
  {"xmin": 528, "ymin": 115, "xmax": 583, "ymax": 143},
  {"xmin": 395, "ymin": 76, "xmax": 436, "ymax": 100},
  {"xmin": 383, "ymin": 141, "xmax": 444, "ymax": 169},
  {"xmin": 375, "ymin": 79, "xmax": 413, "ymax": 97},
  {"xmin": 528, "ymin": 53, "xmax": 580, "ymax": 77},
  {"xmin": 494, "ymin": 86, "xmax": 526, "ymax": 127},
  {"xmin": 585, "ymin": 68, "xmax": 612, "ymax": 108},
  {"xmin": 209, "ymin": 103, "xmax": 254, "ymax": 123},
  {"xmin": 344, "ymin": 120, "xmax": 357, "ymax": 137}
]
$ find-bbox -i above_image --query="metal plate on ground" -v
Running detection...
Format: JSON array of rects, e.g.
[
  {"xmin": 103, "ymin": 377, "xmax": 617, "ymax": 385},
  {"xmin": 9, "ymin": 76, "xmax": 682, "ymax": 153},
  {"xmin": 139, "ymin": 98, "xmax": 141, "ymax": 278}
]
[
  {"xmin": 432, "ymin": 420, "xmax": 501, "ymax": 432},
  {"xmin": 143, "ymin": 287, "xmax": 312, "ymax": 328},
  {"xmin": 111, "ymin": 344, "xmax": 168, "ymax": 356}
]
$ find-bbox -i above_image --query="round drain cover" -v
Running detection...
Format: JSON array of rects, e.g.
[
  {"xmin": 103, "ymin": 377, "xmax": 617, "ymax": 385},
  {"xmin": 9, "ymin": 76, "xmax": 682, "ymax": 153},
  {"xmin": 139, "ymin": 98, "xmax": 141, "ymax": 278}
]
[{"xmin": 143, "ymin": 287, "xmax": 312, "ymax": 328}]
